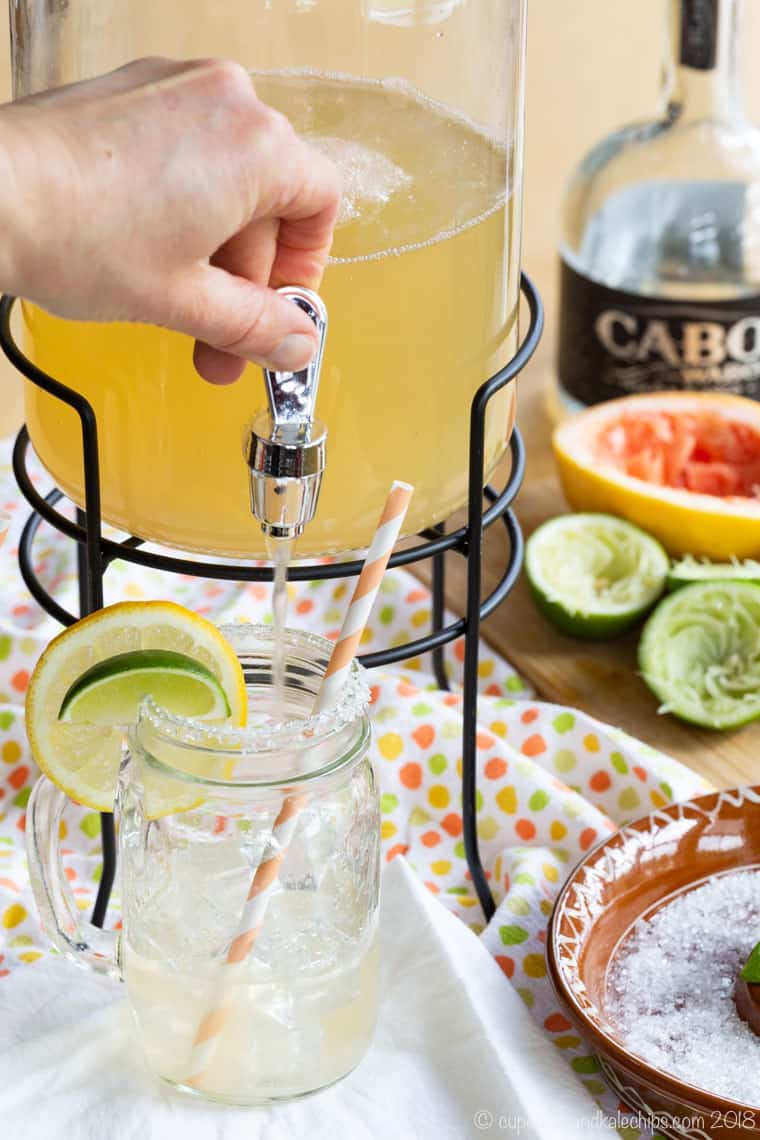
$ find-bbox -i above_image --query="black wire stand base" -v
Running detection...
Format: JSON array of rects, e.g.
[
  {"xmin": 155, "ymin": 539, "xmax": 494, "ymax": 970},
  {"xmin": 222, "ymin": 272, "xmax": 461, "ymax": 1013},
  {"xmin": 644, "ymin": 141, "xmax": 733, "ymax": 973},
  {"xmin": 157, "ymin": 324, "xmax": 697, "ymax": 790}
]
[{"xmin": 1, "ymin": 274, "xmax": 543, "ymax": 925}]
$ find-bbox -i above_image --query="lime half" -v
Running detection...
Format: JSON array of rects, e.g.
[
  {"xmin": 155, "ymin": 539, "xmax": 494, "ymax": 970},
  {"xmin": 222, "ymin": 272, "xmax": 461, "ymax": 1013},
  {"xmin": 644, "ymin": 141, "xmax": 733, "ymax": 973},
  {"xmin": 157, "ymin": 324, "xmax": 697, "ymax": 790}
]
[
  {"xmin": 639, "ymin": 581, "xmax": 760, "ymax": 730},
  {"xmin": 667, "ymin": 556, "xmax": 760, "ymax": 593},
  {"xmin": 59, "ymin": 649, "xmax": 231, "ymax": 724},
  {"xmin": 525, "ymin": 514, "xmax": 669, "ymax": 640}
]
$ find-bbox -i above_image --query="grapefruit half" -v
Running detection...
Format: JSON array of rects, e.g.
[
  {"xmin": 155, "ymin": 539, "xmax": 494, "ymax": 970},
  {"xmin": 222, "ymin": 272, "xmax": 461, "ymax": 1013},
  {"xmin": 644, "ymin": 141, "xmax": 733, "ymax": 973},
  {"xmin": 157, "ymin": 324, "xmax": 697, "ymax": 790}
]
[{"xmin": 553, "ymin": 393, "xmax": 760, "ymax": 560}]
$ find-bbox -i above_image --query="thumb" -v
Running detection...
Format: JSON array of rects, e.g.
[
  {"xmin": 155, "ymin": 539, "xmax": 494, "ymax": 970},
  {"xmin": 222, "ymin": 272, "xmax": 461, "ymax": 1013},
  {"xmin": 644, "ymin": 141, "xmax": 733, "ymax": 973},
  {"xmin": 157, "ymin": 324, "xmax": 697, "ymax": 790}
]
[{"xmin": 168, "ymin": 265, "xmax": 321, "ymax": 385}]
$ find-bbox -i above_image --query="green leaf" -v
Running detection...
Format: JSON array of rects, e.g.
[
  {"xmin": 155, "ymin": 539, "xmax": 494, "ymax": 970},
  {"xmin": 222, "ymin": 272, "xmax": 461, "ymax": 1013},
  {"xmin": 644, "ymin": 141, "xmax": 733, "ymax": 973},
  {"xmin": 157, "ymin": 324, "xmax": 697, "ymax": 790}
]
[{"xmin": 741, "ymin": 941, "xmax": 760, "ymax": 983}]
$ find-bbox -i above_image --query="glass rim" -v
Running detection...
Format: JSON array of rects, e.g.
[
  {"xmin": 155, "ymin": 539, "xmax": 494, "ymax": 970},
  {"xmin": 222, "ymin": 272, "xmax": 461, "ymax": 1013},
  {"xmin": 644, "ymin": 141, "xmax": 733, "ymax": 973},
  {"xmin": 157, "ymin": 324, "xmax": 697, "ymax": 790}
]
[{"xmin": 130, "ymin": 625, "xmax": 371, "ymax": 790}]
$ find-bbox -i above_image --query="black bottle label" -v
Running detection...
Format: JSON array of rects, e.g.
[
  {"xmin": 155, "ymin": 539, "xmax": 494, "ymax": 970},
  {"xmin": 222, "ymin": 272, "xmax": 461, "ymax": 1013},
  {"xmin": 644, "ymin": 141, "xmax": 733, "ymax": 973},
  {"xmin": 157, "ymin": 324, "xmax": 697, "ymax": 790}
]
[
  {"xmin": 680, "ymin": 0, "xmax": 719, "ymax": 70},
  {"xmin": 558, "ymin": 259, "xmax": 760, "ymax": 404}
]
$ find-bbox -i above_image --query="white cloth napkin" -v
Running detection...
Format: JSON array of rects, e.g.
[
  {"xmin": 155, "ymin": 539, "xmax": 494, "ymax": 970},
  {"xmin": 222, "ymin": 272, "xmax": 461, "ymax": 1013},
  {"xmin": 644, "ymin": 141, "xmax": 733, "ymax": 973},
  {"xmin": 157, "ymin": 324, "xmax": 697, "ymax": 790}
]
[{"xmin": 0, "ymin": 858, "xmax": 615, "ymax": 1140}]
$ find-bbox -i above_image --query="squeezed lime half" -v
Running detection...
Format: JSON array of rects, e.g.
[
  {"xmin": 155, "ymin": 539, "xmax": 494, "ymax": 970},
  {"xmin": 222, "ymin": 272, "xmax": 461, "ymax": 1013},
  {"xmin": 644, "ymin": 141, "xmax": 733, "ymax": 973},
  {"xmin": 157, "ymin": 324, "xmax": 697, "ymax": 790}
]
[
  {"xmin": 525, "ymin": 514, "xmax": 669, "ymax": 640},
  {"xmin": 667, "ymin": 556, "xmax": 760, "ymax": 592},
  {"xmin": 639, "ymin": 581, "xmax": 760, "ymax": 730}
]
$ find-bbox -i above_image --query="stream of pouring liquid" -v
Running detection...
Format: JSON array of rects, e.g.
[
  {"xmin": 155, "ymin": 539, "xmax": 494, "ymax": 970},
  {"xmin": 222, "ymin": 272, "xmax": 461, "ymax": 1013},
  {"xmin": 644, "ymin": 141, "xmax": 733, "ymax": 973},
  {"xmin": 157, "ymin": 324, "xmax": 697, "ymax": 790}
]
[{"xmin": 265, "ymin": 536, "xmax": 293, "ymax": 720}]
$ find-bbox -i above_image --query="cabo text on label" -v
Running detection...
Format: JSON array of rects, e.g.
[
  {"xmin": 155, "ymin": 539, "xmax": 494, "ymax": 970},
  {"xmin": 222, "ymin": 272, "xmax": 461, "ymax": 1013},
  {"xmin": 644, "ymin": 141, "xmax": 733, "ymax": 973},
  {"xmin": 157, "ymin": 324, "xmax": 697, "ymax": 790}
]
[{"xmin": 595, "ymin": 310, "xmax": 760, "ymax": 366}]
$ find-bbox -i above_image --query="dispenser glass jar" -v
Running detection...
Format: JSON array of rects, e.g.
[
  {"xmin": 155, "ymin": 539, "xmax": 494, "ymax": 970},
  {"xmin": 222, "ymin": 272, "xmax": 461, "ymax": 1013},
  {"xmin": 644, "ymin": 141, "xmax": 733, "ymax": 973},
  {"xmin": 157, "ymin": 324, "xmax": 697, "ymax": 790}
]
[{"xmin": 12, "ymin": 0, "xmax": 527, "ymax": 557}]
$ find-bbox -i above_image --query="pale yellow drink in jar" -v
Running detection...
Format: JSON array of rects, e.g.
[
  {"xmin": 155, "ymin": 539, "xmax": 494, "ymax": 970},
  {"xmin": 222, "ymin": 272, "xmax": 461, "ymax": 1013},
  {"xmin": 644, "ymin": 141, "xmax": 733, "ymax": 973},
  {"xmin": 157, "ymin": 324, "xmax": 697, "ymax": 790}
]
[
  {"xmin": 124, "ymin": 934, "xmax": 379, "ymax": 1102},
  {"xmin": 23, "ymin": 74, "xmax": 518, "ymax": 557}
]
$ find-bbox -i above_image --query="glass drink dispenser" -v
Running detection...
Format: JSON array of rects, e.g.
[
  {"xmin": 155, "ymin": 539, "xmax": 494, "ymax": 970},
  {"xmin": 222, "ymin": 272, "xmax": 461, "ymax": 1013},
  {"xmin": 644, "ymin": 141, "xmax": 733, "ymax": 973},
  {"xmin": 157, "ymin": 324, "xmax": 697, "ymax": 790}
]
[{"xmin": 10, "ymin": 1, "xmax": 527, "ymax": 558}]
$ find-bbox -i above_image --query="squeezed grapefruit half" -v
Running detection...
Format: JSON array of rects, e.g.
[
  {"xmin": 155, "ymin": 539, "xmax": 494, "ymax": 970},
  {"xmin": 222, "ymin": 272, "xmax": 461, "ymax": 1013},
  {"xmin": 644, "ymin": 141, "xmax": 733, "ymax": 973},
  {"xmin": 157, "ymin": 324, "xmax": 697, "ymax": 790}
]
[{"xmin": 554, "ymin": 393, "xmax": 760, "ymax": 559}]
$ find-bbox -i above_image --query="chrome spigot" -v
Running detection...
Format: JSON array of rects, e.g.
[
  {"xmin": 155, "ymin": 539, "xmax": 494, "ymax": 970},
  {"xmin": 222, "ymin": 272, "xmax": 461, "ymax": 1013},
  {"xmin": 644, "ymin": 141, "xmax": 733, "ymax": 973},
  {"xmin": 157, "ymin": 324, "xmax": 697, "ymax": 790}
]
[{"xmin": 247, "ymin": 287, "xmax": 328, "ymax": 541}]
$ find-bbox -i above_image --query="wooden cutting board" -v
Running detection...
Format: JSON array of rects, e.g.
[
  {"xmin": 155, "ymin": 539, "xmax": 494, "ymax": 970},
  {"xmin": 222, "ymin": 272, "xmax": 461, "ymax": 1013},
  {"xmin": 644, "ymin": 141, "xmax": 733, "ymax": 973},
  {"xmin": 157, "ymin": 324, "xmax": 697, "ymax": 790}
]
[{"xmin": 419, "ymin": 289, "xmax": 760, "ymax": 793}]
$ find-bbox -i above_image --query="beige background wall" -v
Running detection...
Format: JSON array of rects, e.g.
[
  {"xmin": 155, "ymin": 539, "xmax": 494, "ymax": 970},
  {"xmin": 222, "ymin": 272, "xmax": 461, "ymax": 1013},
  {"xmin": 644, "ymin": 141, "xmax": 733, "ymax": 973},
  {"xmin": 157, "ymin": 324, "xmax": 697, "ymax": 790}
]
[
  {"xmin": 1, "ymin": 3, "xmax": 759, "ymax": 433},
  {"xmin": 524, "ymin": 0, "xmax": 760, "ymax": 288}
]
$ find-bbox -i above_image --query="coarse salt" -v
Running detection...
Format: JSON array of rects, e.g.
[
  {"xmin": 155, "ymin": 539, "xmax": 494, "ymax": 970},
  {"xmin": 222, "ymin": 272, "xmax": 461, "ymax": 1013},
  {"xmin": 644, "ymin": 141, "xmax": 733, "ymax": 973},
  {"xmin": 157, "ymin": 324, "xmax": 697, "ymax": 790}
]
[{"xmin": 607, "ymin": 868, "xmax": 760, "ymax": 1105}]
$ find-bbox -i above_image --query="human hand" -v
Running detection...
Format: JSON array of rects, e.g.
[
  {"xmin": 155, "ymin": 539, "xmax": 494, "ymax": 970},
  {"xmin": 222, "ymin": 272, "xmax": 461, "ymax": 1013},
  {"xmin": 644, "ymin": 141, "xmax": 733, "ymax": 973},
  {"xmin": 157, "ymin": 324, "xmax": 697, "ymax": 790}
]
[{"xmin": 0, "ymin": 58, "xmax": 341, "ymax": 383}]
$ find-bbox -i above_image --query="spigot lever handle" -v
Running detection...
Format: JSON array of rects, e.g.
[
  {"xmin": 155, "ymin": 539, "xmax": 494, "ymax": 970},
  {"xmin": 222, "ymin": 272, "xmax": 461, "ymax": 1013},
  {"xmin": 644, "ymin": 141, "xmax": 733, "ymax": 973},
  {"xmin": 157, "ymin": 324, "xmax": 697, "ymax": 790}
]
[
  {"xmin": 263, "ymin": 287, "xmax": 328, "ymax": 432},
  {"xmin": 247, "ymin": 286, "xmax": 329, "ymax": 542}
]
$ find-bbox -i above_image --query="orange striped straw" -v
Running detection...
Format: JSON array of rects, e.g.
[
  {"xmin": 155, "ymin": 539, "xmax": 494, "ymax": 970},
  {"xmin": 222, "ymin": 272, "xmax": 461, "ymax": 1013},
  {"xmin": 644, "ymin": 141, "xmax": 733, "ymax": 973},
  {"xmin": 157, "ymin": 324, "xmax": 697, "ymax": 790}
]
[
  {"xmin": 184, "ymin": 790, "xmax": 309, "ymax": 1088},
  {"xmin": 313, "ymin": 480, "xmax": 413, "ymax": 714},
  {"xmin": 184, "ymin": 480, "xmax": 413, "ymax": 1089}
]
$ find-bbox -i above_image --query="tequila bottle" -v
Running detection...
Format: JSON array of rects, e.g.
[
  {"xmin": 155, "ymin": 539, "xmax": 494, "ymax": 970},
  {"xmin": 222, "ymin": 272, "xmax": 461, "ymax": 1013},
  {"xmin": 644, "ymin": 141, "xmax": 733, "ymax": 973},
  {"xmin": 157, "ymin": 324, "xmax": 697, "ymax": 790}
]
[{"xmin": 558, "ymin": 0, "xmax": 760, "ymax": 408}]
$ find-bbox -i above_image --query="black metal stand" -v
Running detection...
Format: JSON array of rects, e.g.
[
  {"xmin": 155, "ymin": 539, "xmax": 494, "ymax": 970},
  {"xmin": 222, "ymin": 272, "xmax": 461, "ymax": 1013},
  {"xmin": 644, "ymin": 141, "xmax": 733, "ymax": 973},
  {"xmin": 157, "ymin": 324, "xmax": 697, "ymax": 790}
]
[{"xmin": 1, "ymin": 274, "xmax": 543, "ymax": 924}]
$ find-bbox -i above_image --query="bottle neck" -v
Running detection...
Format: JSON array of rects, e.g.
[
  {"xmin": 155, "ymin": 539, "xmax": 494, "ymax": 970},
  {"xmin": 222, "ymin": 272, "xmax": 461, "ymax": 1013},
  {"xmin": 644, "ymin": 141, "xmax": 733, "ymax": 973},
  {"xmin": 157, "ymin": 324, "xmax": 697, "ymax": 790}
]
[{"xmin": 661, "ymin": 0, "xmax": 743, "ymax": 123}]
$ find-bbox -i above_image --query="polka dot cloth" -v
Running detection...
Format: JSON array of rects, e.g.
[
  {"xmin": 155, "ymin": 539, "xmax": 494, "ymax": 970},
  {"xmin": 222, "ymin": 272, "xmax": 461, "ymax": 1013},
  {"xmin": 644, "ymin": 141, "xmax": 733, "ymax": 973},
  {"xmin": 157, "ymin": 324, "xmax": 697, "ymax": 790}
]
[{"xmin": 0, "ymin": 440, "xmax": 709, "ymax": 1139}]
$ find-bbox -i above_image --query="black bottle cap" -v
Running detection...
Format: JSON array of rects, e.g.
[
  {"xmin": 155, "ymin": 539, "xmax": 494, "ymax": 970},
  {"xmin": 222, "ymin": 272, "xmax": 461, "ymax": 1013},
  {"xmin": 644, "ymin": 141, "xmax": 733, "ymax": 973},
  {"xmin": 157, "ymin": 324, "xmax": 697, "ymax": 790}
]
[{"xmin": 680, "ymin": 0, "xmax": 719, "ymax": 70}]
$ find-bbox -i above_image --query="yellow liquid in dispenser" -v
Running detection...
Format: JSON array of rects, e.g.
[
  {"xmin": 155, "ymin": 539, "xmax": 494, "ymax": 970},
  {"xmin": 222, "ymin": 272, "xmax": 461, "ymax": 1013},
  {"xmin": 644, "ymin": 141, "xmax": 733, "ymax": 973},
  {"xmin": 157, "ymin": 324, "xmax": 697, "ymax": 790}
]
[{"xmin": 23, "ymin": 74, "xmax": 518, "ymax": 558}]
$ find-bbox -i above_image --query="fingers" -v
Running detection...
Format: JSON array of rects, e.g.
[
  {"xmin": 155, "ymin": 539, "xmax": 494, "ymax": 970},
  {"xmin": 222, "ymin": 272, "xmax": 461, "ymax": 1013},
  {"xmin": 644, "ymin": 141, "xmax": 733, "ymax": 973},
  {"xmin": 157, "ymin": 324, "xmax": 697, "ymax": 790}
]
[
  {"xmin": 269, "ymin": 209, "xmax": 338, "ymax": 292},
  {"xmin": 265, "ymin": 141, "xmax": 342, "ymax": 290},
  {"xmin": 211, "ymin": 216, "xmax": 280, "ymax": 290},
  {"xmin": 234, "ymin": 109, "xmax": 341, "ymax": 288},
  {"xmin": 211, "ymin": 131, "xmax": 340, "ymax": 293},
  {"xmin": 192, "ymin": 342, "xmax": 248, "ymax": 385},
  {"xmin": 20, "ymin": 56, "xmax": 343, "ymax": 389},
  {"xmin": 169, "ymin": 264, "xmax": 320, "ymax": 384},
  {"xmin": 195, "ymin": 217, "xmax": 280, "ymax": 383},
  {"xmin": 189, "ymin": 138, "xmax": 340, "ymax": 384}
]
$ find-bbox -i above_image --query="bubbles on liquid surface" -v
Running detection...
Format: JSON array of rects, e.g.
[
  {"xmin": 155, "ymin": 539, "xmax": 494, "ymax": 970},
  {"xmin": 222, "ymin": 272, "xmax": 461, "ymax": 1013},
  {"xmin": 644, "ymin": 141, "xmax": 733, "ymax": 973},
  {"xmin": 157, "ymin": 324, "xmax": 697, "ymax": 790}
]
[
  {"xmin": 308, "ymin": 136, "xmax": 412, "ymax": 227},
  {"xmin": 253, "ymin": 69, "xmax": 507, "ymax": 260}
]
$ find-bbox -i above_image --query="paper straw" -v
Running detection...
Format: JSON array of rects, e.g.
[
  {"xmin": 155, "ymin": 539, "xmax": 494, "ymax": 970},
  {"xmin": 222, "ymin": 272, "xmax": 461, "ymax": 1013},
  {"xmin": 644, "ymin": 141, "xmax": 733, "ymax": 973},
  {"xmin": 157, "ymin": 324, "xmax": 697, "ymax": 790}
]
[
  {"xmin": 184, "ymin": 481, "xmax": 413, "ymax": 1089},
  {"xmin": 313, "ymin": 480, "xmax": 414, "ymax": 714},
  {"xmin": 184, "ymin": 791, "xmax": 309, "ymax": 1087}
]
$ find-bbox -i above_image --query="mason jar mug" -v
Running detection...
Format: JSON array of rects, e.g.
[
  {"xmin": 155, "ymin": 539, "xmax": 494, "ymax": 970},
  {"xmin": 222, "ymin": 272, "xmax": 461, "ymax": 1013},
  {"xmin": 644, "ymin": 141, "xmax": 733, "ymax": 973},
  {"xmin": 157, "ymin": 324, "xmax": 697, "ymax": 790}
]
[{"xmin": 26, "ymin": 627, "xmax": 380, "ymax": 1104}]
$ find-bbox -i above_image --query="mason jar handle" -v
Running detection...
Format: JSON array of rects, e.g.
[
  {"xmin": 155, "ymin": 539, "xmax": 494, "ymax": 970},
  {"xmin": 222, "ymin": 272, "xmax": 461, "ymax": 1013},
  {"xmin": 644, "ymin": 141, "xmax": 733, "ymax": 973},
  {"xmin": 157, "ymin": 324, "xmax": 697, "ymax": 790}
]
[{"xmin": 25, "ymin": 775, "xmax": 120, "ymax": 979}]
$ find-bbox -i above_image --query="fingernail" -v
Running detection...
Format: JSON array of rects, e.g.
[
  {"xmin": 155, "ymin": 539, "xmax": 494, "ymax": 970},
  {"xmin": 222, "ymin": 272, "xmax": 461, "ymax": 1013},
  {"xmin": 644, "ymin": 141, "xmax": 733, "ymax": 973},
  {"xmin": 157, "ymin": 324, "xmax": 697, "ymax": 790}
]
[{"xmin": 267, "ymin": 334, "xmax": 316, "ymax": 372}]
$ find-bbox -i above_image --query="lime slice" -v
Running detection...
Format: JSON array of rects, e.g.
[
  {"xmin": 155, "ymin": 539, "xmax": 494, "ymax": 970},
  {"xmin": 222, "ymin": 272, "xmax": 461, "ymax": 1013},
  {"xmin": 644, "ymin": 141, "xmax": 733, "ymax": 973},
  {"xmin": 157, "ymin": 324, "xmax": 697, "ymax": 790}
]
[
  {"xmin": 668, "ymin": 556, "xmax": 760, "ymax": 592},
  {"xmin": 742, "ymin": 942, "xmax": 760, "ymax": 983},
  {"xmin": 639, "ymin": 581, "xmax": 760, "ymax": 730},
  {"xmin": 525, "ymin": 513, "xmax": 669, "ymax": 640},
  {"xmin": 58, "ymin": 649, "xmax": 231, "ymax": 724},
  {"xmin": 26, "ymin": 601, "xmax": 247, "ymax": 812}
]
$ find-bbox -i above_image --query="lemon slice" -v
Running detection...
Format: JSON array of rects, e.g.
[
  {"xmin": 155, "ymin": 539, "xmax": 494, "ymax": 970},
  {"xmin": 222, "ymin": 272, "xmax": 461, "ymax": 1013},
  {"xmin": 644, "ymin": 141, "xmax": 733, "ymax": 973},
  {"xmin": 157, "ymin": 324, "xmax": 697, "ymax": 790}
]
[
  {"xmin": 26, "ymin": 601, "xmax": 247, "ymax": 812},
  {"xmin": 59, "ymin": 649, "xmax": 231, "ymax": 724},
  {"xmin": 525, "ymin": 513, "xmax": 669, "ymax": 640}
]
